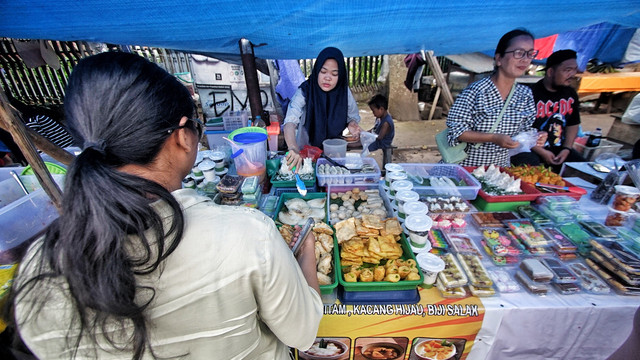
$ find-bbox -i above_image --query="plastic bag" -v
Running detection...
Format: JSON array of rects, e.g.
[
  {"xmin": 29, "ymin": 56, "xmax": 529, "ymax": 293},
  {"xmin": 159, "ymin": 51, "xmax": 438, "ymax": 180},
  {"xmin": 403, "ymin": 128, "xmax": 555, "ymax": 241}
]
[
  {"xmin": 621, "ymin": 93, "xmax": 640, "ymax": 125},
  {"xmin": 359, "ymin": 131, "xmax": 378, "ymax": 157},
  {"xmin": 508, "ymin": 129, "xmax": 539, "ymax": 157}
]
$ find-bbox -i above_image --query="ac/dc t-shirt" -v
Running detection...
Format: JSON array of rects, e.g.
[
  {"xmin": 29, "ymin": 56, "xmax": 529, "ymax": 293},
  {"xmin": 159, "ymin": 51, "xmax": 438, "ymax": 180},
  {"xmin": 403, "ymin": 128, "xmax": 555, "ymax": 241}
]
[{"xmin": 531, "ymin": 80, "xmax": 581, "ymax": 149}]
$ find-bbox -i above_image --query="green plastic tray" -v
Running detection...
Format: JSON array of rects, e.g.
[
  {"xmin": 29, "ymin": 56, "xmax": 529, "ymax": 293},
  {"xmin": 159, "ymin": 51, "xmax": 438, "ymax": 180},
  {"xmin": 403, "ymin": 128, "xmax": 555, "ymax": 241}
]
[
  {"xmin": 273, "ymin": 192, "xmax": 336, "ymax": 294},
  {"xmin": 270, "ymin": 170, "xmax": 316, "ymax": 188},
  {"xmin": 337, "ymin": 234, "xmax": 423, "ymax": 292},
  {"xmin": 472, "ymin": 197, "xmax": 530, "ymax": 212},
  {"xmin": 273, "ymin": 192, "xmax": 328, "ymax": 223},
  {"xmin": 21, "ymin": 161, "xmax": 67, "ymax": 175}
]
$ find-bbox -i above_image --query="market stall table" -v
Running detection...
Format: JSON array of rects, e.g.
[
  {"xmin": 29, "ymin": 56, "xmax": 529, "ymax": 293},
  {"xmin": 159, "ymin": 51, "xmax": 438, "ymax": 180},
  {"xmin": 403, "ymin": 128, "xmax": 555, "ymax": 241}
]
[
  {"xmin": 578, "ymin": 72, "xmax": 640, "ymax": 94},
  {"xmin": 315, "ymin": 177, "xmax": 639, "ymax": 360}
]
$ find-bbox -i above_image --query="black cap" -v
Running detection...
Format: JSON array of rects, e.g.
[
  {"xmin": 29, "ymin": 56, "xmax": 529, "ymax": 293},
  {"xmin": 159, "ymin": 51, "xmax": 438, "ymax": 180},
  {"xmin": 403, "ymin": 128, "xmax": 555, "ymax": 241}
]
[{"xmin": 545, "ymin": 49, "xmax": 577, "ymax": 70}]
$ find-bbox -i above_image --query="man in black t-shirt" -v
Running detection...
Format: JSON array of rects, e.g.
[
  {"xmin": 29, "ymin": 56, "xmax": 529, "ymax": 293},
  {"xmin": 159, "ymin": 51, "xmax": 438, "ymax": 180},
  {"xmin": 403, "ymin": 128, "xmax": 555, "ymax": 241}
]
[{"xmin": 530, "ymin": 50, "xmax": 585, "ymax": 171}]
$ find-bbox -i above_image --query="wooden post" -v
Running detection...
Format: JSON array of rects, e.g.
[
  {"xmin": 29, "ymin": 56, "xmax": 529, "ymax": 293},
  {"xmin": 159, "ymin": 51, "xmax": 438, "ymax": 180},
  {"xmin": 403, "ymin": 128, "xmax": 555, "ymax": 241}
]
[
  {"xmin": 0, "ymin": 91, "xmax": 63, "ymax": 210},
  {"xmin": 422, "ymin": 50, "xmax": 454, "ymax": 113}
]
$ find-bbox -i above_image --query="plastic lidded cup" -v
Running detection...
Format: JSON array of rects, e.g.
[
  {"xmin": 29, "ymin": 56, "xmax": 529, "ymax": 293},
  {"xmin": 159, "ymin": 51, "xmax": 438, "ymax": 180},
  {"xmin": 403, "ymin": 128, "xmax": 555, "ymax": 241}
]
[
  {"xmin": 385, "ymin": 170, "xmax": 407, "ymax": 188},
  {"xmin": 385, "ymin": 163, "xmax": 404, "ymax": 173},
  {"xmin": 395, "ymin": 190, "xmax": 420, "ymax": 215},
  {"xmin": 612, "ymin": 185, "xmax": 640, "ymax": 212},
  {"xmin": 387, "ymin": 174, "xmax": 409, "ymax": 195},
  {"xmin": 401, "ymin": 200, "xmax": 428, "ymax": 221},
  {"xmin": 405, "ymin": 214, "xmax": 433, "ymax": 248},
  {"xmin": 415, "ymin": 252, "xmax": 445, "ymax": 287},
  {"xmin": 391, "ymin": 179, "xmax": 413, "ymax": 194},
  {"xmin": 210, "ymin": 151, "xmax": 226, "ymax": 171}
]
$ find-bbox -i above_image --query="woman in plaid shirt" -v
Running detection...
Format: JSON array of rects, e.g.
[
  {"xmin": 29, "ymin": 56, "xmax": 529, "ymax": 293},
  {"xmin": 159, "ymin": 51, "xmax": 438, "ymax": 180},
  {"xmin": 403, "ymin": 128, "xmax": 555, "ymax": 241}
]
[{"xmin": 447, "ymin": 29, "xmax": 544, "ymax": 167}]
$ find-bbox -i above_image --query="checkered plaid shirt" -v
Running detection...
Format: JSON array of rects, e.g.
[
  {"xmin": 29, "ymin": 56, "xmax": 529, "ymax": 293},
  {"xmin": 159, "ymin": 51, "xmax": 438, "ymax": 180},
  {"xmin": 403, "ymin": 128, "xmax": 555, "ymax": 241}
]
[{"xmin": 446, "ymin": 76, "xmax": 535, "ymax": 167}]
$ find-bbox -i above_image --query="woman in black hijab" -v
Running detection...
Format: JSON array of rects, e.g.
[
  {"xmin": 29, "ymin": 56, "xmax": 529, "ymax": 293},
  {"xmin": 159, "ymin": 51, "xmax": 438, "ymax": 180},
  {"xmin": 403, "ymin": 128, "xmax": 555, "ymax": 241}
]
[{"xmin": 283, "ymin": 47, "xmax": 362, "ymax": 170}]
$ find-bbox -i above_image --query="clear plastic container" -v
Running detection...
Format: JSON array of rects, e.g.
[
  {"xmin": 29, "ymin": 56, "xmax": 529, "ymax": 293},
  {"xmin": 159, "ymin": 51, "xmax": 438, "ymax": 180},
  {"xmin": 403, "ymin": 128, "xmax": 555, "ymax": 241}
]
[
  {"xmin": 612, "ymin": 185, "xmax": 640, "ymax": 211},
  {"xmin": 541, "ymin": 257, "xmax": 578, "ymax": 284},
  {"xmin": 241, "ymin": 176, "xmax": 259, "ymax": 194},
  {"xmin": 536, "ymin": 195, "xmax": 578, "ymax": 211},
  {"xmin": 385, "ymin": 171, "xmax": 408, "ymax": 189},
  {"xmin": 487, "ymin": 269, "xmax": 521, "ymax": 293},
  {"xmin": 470, "ymin": 211, "xmax": 519, "ymax": 228},
  {"xmin": 402, "ymin": 201, "xmax": 428, "ymax": 219},
  {"xmin": 391, "ymin": 180, "xmax": 413, "ymax": 194},
  {"xmin": 315, "ymin": 157, "xmax": 381, "ymax": 187},
  {"xmin": 415, "ymin": 252, "xmax": 445, "ymax": 287},
  {"xmin": 447, "ymin": 234, "xmax": 482, "ymax": 258},
  {"xmin": 515, "ymin": 269, "xmax": 550, "ymax": 296},
  {"xmin": 468, "ymin": 284, "xmax": 496, "ymax": 297},
  {"xmin": 438, "ymin": 253, "xmax": 468, "ymax": 288},
  {"xmin": 504, "ymin": 219, "xmax": 552, "ymax": 248},
  {"xmin": 516, "ymin": 205, "xmax": 552, "ymax": 226},
  {"xmin": 604, "ymin": 206, "xmax": 632, "ymax": 227},
  {"xmin": 436, "ymin": 280, "xmax": 467, "ymax": 298},
  {"xmin": 457, "ymin": 253, "xmax": 493, "ymax": 287},
  {"xmin": 397, "ymin": 163, "xmax": 481, "ymax": 200},
  {"xmin": 428, "ymin": 229, "xmax": 449, "ymax": 251},
  {"xmin": 395, "ymin": 190, "xmax": 419, "ymax": 215},
  {"xmin": 519, "ymin": 258, "xmax": 554, "ymax": 283},
  {"xmin": 405, "ymin": 214, "xmax": 433, "ymax": 249},
  {"xmin": 539, "ymin": 228, "xmax": 577, "ymax": 254},
  {"xmin": 579, "ymin": 220, "xmax": 618, "ymax": 238},
  {"xmin": 568, "ymin": 262, "xmax": 610, "ymax": 294}
]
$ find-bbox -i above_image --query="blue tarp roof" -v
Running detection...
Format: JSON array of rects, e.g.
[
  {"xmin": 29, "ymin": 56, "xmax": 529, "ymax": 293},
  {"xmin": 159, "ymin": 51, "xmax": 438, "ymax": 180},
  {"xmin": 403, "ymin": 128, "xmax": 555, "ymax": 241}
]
[{"xmin": 1, "ymin": 1, "xmax": 640, "ymax": 59}]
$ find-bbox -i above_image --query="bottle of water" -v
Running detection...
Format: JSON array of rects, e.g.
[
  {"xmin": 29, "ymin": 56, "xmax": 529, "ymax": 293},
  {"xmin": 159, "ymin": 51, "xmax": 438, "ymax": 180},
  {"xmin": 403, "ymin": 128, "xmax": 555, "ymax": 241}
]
[{"xmin": 586, "ymin": 128, "xmax": 602, "ymax": 147}]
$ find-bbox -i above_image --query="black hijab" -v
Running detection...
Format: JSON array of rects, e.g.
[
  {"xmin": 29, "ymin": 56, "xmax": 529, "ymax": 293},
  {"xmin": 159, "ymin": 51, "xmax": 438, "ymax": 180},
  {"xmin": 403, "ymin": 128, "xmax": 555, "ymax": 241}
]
[{"xmin": 300, "ymin": 47, "xmax": 349, "ymax": 148}]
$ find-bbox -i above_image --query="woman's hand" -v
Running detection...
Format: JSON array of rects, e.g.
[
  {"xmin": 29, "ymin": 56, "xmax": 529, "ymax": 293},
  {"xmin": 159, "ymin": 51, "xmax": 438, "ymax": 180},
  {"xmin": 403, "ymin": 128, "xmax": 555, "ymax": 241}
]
[
  {"xmin": 286, "ymin": 149, "xmax": 303, "ymax": 172},
  {"xmin": 492, "ymin": 134, "xmax": 520, "ymax": 149},
  {"xmin": 347, "ymin": 121, "xmax": 362, "ymax": 141},
  {"xmin": 536, "ymin": 131, "xmax": 548, "ymax": 147},
  {"xmin": 295, "ymin": 231, "xmax": 320, "ymax": 295}
]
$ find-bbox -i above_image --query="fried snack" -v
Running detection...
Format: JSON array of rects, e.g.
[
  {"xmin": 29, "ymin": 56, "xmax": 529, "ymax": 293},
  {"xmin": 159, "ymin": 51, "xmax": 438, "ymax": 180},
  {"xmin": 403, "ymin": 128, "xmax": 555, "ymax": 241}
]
[
  {"xmin": 341, "ymin": 259, "xmax": 363, "ymax": 267},
  {"xmin": 349, "ymin": 266, "xmax": 363, "ymax": 278},
  {"xmin": 313, "ymin": 222, "xmax": 334, "ymax": 235},
  {"xmin": 386, "ymin": 265, "xmax": 399, "ymax": 275},
  {"xmin": 405, "ymin": 259, "xmax": 417, "ymax": 268},
  {"xmin": 316, "ymin": 233, "xmax": 334, "ymax": 253},
  {"xmin": 374, "ymin": 266, "xmax": 386, "ymax": 281},
  {"xmin": 317, "ymin": 272, "xmax": 332, "ymax": 285},
  {"xmin": 335, "ymin": 217, "xmax": 357, "ymax": 243},
  {"xmin": 344, "ymin": 272, "xmax": 358, "ymax": 282},
  {"xmin": 384, "ymin": 274, "xmax": 401, "ymax": 282},
  {"xmin": 362, "ymin": 214, "xmax": 384, "ymax": 230},
  {"xmin": 342, "ymin": 238, "xmax": 366, "ymax": 256},
  {"xmin": 359, "ymin": 268, "xmax": 374, "ymax": 282},
  {"xmin": 355, "ymin": 218, "xmax": 380, "ymax": 236},
  {"xmin": 398, "ymin": 265, "xmax": 412, "ymax": 279},
  {"xmin": 406, "ymin": 272, "xmax": 421, "ymax": 281},
  {"xmin": 279, "ymin": 224, "xmax": 295, "ymax": 244},
  {"xmin": 381, "ymin": 217, "xmax": 403, "ymax": 236}
]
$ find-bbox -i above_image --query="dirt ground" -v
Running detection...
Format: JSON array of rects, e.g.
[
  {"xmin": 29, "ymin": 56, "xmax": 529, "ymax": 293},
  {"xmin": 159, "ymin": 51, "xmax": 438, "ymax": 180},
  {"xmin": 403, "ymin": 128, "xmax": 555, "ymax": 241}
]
[{"xmin": 355, "ymin": 101, "xmax": 621, "ymax": 169}]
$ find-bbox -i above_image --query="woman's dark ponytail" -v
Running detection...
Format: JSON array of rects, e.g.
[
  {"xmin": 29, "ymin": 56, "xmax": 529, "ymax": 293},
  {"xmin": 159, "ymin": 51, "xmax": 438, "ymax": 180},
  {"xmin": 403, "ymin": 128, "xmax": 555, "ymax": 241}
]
[{"xmin": 13, "ymin": 52, "xmax": 195, "ymax": 359}]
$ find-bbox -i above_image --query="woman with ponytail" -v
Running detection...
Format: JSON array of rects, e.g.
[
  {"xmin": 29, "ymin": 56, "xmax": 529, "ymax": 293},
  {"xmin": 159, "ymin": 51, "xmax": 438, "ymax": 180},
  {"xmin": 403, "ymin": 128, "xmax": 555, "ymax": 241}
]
[{"xmin": 12, "ymin": 52, "xmax": 322, "ymax": 359}]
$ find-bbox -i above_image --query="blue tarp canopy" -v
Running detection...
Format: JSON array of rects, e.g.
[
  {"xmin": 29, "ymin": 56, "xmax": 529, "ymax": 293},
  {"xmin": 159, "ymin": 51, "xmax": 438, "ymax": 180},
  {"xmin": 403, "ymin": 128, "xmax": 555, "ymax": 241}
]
[{"xmin": 1, "ymin": 0, "xmax": 640, "ymax": 59}]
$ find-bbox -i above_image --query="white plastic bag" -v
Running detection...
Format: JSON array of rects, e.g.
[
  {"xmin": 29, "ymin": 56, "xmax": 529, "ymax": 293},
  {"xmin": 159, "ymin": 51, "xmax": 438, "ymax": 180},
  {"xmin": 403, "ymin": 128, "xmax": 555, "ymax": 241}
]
[
  {"xmin": 359, "ymin": 131, "xmax": 378, "ymax": 157},
  {"xmin": 622, "ymin": 93, "xmax": 640, "ymax": 125},
  {"xmin": 508, "ymin": 129, "xmax": 539, "ymax": 157}
]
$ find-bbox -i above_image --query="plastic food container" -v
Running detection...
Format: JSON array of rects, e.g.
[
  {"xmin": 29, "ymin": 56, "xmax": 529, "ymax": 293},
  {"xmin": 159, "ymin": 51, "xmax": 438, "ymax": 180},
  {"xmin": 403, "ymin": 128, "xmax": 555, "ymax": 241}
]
[
  {"xmin": 315, "ymin": 157, "xmax": 380, "ymax": 187},
  {"xmin": 384, "ymin": 163, "xmax": 404, "ymax": 174},
  {"xmin": 536, "ymin": 195, "xmax": 577, "ymax": 211},
  {"xmin": 241, "ymin": 176, "xmax": 259, "ymax": 194},
  {"xmin": 401, "ymin": 201, "xmax": 428, "ymax": 221},
  {"xmin": 457, "ymin": 253, "xmax": 493, "ymax": 287},
  {"xmin": 415, "ymin": 252, "xmax": 445, "ymax": 288},
  {"xmin": 438, "ymin": 253, "xmax": 468, "ymax": 288},
  {"xmin": 436, "ymin": 280, "xmax": 467, "ymax": 298},
  {"xmin": 395, "ymin": 190, "xmax": 419, "ymax": 214},
  {"xmin": 210, "ymin": 151, "xmax": 226, "ymax": 171},
  {"xmin": 541, "ymin": 257, "xmax": 578, "ymax": 284},
  {"xmin": 1, "ymin": 189, "xmax": 59, "ymax": 264},
  {"xmin": 568, "ymin": 262, "xmax": 610, "ymax": 294},
  {"xmin": 390, "ymin": 179, "xmax": 413, "ymax": 197},
  {"xmin": 428, "ymin": 229, "xmax": 449, "ymax": 251},
  {"xmin": 400, "ymin": 163, "xmax": 481, "ymax": 200},
  {"xmin": 515, "ymin": 270, "xmax": 550, "ymax": 295},
  {"xmin": 612, "ymin": 185, "xmax": 640, "ymax": 211},
  {"xmin": 604, "ymin": 206, "xmax": 632, "ymax": 227},
  {"xmin": 487, "ymin": 269, "xmax": 521, "ymax": 293},
  {"xmin": 386, "ymin": 172, "xmax": 409, "ymax": 193},
  {"xmin": 447, "ymin": 234, "xmax": 483, "ymax": 258},
  {"xmin": 322, "ymin": 138, "xmax": 347, "ymax": 158},
  {"xmin": 405, "ymin": 214, "xmax": 433, "ymax": 248}
]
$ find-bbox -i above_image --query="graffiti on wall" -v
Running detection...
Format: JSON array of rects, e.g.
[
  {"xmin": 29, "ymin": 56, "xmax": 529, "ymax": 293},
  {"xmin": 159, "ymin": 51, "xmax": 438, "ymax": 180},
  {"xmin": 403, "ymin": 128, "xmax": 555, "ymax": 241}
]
[{"xmin": 196, "ymin": 83, "xmax": 273, "ymax": 119}]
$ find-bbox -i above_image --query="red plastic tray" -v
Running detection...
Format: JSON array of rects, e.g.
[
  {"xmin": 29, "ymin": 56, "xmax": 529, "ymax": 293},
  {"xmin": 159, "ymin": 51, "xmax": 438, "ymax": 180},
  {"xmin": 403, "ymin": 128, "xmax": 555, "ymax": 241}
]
[{"xmin": 464, "ymin": 166, "xmax": 540, "ymax": 203}]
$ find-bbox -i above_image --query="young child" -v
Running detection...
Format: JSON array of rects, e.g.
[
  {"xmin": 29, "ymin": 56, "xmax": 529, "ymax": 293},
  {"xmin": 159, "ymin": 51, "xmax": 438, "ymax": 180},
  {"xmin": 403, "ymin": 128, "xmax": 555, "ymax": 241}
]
[{"xmin": 367, "ymin": 94, "xmax": 395, "ymax": 165}]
